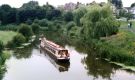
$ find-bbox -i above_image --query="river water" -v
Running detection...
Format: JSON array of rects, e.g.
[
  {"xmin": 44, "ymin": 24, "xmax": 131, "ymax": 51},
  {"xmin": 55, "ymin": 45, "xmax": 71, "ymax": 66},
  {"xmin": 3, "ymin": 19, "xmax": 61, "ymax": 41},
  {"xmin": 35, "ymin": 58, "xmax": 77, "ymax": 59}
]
[{"xmin": 2, "ymin": 44, "xmax": 135, "ymax": 80}]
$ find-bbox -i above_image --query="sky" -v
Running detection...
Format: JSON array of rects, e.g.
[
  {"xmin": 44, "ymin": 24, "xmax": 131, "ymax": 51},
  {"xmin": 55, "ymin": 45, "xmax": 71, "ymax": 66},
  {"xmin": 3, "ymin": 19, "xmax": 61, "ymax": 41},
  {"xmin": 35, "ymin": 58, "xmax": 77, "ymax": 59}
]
[{"xmin": 0, "ymin": 0, "xmax": 134, "ymax": 8}]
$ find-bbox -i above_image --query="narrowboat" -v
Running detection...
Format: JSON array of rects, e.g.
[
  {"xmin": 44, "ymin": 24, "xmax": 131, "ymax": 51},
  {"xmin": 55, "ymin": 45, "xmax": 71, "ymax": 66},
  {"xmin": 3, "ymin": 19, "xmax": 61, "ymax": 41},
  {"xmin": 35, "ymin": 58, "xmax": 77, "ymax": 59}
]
[
  {"xmin": 40, "ymin": 48, "xmax": 70, "ymax": 72},
  {"xmin": 40, "ymin": 37, "xmax": 70, "ymax": 61}
]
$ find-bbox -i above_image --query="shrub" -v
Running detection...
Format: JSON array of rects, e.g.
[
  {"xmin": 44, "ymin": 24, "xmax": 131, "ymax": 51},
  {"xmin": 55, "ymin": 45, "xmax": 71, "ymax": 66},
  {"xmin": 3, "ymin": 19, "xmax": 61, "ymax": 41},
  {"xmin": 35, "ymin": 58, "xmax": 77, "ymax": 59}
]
[
  {"xmin": 38, "ymin": 19, "xmax": 48, "ymax": 27},
  {"xmin": 12, "ymin": 34, "xmax": 26, "ymax": 46},
  {"xmin": 31, "ymin": 23, "xmax": 40, "ymax": 34},
  {"xmin": 0, "ymin": 41, "xmax": 4, "ymax": 53},
  {"xmin": 6, "ymin": 40, "xmax": 15, "ymax": 48},
  {"xmin": 18, "ymin": 24, "xmax": 33, "ymax": 40}
]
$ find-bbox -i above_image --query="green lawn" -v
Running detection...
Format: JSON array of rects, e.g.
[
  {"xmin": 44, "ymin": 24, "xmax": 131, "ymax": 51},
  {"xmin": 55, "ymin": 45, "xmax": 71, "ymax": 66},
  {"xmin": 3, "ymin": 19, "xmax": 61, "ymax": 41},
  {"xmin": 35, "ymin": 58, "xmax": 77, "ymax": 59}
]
[
  {"xmin": 0, "ymin": 31, "xmax": 17, "ymax": 44},
  {"xmin": 120, "ymin": 20, "xmax": 135, "ymax": 28}
]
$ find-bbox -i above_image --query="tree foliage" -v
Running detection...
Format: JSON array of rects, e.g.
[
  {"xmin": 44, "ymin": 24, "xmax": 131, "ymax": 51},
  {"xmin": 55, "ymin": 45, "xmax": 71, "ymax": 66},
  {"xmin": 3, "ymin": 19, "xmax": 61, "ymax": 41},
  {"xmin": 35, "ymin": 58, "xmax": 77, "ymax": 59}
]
[
  {"xmin": 18, "ymin": 24, "xmax": 33, "ymax": 39},
  {"xmin": 109, "ymin": 0, "xmax": 123, "ymax": 9},
  {"xmin": 73, "ymin": 7, "xmax": 87, "ymax": 26},
  {"xmin": 66, "ymin": 21, "xmax": 76, "ymax": 31},
  {"xmin": 131, "ymin": 2, "xmax": 135, "ymax": 7},
  {"xmin": 63, "ymin": 11, "xmax": 73, "ymax": 22},
  {"xmin": 0, "ymin": 4, "xmax": 16, "ymax": 24},
  {"xmin": 12, "ymin": 34, "xmax": 26, "ymax": 46},
  {"xmin": 31, "ymin": 23, "xmax": 40, "ymax": 34},
  {"xmin": 81, "ymin": 5, "xmax": 119, "ymax": 39},
  {"xmin": 0, "ymin": 1, "xmax": 62, "ymax": 24},
  {"xmin": 0, "ymin": 41, "xmax": 4, "ymax": 53}
]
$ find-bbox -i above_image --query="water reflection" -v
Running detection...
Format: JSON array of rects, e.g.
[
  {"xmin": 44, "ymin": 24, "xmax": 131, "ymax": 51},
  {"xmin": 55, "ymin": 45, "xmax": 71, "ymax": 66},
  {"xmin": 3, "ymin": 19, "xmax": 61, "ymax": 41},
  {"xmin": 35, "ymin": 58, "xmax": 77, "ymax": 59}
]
[
  {"xmin": 2, "ymin": 32, "xmax": 135, "ymax": 80},
  {"xmin": 40, "ymin": 47, "xmax": 70, "ymax": 72},
  {"xmin": 13, "ymin": 46, "xmax": 33, "ymax": 59},
  {"xmin": 74, "ymin": 42, "xmax": 135, "ymax": 80},
  {"xmin": 44, "ymin": 32, "xmax": 135, "ymax": 80},
  {"xmin": 2, "ymin": 44, "xmax": 135, "ymax": 80}
]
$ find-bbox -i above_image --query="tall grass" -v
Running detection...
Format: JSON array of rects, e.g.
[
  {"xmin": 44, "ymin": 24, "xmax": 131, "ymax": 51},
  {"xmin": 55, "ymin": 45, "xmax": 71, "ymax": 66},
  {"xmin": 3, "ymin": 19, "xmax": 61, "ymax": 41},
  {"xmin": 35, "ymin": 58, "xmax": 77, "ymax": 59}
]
[{"xmin": 95, "ymin": 30, "xmax": 135, "ymax": 66}]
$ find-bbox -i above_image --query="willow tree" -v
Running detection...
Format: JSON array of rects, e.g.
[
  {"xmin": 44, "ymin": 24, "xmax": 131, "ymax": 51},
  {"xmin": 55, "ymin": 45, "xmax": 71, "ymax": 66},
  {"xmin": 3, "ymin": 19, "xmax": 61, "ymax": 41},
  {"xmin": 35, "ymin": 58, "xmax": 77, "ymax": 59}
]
[
  {"xmin": 81, "ymin": 4, "xmax": 119, "ymax": 39},
  {"xmin": 73, "ymin": 6, "xmax": 87, "ymax": 26}
]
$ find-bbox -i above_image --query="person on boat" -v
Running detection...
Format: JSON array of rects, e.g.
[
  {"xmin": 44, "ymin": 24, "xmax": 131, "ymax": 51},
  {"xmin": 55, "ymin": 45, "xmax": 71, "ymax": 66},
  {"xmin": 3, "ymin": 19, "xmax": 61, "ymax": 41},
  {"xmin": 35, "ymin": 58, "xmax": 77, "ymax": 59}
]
[{"xmin": 40, "ymin": 34, "xmax": 47, "ymax": 47}]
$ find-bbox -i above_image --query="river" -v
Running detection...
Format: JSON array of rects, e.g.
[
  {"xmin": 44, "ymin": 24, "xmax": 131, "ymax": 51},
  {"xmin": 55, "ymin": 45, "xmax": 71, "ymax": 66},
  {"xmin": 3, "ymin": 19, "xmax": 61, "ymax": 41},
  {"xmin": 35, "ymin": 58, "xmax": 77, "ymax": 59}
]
[{"xmin": 2, "ymin": 44, "xmax": 135, "ymax": 80}]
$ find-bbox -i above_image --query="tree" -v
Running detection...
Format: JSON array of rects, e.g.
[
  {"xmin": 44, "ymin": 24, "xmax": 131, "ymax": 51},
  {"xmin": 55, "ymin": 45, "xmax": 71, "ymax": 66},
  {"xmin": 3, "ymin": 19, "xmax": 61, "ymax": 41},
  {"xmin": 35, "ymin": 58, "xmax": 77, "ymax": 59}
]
[
  {"xmin": 117, "ymin": 9, "xmax": 134, "ymax": 19},
  {"xmin": 66, "ymin": 21, "xmax": 76, "ymax": 31},
  {"xmin": 0, "ymin": 41, "xmax": 4, "ymax": 53},
  {"xmin": 46, "ymin": 9, "xmax": 61, "ymax": 20},
  {"xmin": 20, "ymin": 1, "xmax": 39, "ymax": 10},
  {"xmin": 73, "ymin": 6, "xmax": 87, "ymax": 26},
  {"xmin": 12, "ymin": 34, "xmax": 26, "ymax": 46},
  {"xmin": 126, "ymin": 12, "xmax": 134, "ymax": 20},
  {"xmin": 18, "ymin": 24, "xmax": 33, "ymax": 40},
  {"xmin": 31, "ymin": 23, "xmax": 40, "ymax": 34},
  {"xmin": 0, "ymin": 4, "xmax": 17, "ymax": 24},
  {"xmin": 63, "ymin": 11, "xmax": 73, "ymax": 22},
  {"xmin": 131, "ymin": 3, "xmax": 135, "ymax": 7},
  {"xmin": 81, "ymin": 4, "xmax": 119, "ymax": 39},
  {"xmin": 109, "ymin": 0, "xmax": 123, "ymax": 9}
]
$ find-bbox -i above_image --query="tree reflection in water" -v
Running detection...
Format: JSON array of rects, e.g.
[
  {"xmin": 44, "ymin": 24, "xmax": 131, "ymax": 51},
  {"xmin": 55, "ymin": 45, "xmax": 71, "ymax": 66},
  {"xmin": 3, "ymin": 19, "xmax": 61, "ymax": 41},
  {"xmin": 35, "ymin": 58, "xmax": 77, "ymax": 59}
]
[
  {"xmin": 75, "ymin": 41, "xmax": 135, "ymax": 80},
  {"xmin": 13, "ymin": 46, "xmax": 33, "ymax": 59},
  {"xmin": 41, "ymin": 32, "xmax": 135, "ymax": 79}
]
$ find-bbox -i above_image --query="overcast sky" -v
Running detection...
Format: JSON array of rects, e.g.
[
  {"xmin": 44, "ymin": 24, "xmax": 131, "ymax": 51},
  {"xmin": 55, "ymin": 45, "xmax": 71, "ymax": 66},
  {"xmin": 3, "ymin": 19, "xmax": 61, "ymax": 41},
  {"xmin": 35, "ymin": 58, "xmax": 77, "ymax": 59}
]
[{"xmin": 0, "ymin": 0, "xmax": 134, "ymax": 8}]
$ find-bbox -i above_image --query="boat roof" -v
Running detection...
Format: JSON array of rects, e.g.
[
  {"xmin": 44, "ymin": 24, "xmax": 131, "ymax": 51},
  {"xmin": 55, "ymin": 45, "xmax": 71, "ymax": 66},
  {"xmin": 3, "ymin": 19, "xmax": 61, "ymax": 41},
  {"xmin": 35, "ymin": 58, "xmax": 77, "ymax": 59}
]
[{"xmin": 46, "ymin": 40, "xmax": 67, "ymax": 51}]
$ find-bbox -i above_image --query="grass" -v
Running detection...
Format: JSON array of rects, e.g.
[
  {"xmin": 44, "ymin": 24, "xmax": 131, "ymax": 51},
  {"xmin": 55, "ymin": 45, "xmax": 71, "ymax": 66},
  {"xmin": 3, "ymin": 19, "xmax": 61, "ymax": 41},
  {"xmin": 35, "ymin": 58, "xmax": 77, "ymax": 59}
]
[
  {"xmin": 120, "ymin": 20, "xmax": 135, "ymax": 28},
  {"xmin": 99, "ymin": 29, "xmax": 135, "ymax": 66},
  {"xmin": 0, "ymin": 31, "xmax": 17, "ymax": 45}
]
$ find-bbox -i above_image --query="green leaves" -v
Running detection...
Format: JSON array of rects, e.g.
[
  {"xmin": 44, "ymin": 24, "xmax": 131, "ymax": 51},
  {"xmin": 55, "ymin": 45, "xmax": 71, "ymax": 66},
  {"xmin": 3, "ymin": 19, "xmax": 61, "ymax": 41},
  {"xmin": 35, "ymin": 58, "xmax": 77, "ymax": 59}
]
[
  {"xmin": 0, "ymin": 41, "xmax": 4, "ymax": 53},
  {"xmin": 18, "ymin": 24, "xmax": 33, "ymax": 40},
  {"xmin": 81, "ymin": 4, "xmax": 119, "ymax": 39}
]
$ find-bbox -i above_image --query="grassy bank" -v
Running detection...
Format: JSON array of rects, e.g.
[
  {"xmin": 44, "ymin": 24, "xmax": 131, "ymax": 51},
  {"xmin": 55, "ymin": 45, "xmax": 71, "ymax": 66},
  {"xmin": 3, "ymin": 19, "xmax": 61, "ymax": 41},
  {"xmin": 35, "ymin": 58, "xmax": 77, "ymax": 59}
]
[
  {"xmin": 120, "ymin": 20, "xmax": 135, "ymax": 28},
  {"xmin": 0, "ymin": 31, "xmax": 17, "ymax": 45},
  {"xmin": 96, "ymin": 30, "xmax": 135, "ymax": 66}
]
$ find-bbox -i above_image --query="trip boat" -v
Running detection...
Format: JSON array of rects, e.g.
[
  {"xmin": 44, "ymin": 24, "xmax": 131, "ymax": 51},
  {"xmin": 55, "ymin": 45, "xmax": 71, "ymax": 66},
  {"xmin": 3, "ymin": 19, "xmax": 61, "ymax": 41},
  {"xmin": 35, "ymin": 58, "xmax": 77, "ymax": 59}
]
[
  {"xmin": 40, "ymin": 48, "xmax": 70, "ymax": 72},
  {"xmin": 40, "ymin": 37, "xmax": 70, "ymax": 61}
]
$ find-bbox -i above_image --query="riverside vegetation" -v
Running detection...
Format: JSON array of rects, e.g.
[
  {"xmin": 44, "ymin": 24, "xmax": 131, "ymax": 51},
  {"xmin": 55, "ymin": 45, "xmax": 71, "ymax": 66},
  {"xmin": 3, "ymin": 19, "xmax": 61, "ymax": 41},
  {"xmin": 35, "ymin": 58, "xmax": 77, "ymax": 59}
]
[{"xmin": 0, "ymin": 1, "xmax": 135, "ymax": 72}]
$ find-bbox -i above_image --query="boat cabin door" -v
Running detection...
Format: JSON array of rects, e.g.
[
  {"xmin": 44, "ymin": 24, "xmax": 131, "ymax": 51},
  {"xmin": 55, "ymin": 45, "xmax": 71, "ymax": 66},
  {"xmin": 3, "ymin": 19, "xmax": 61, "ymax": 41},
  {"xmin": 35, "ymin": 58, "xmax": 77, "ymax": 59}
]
[{"xmin": 58, "ymin": 50, "xmax": 69, "ymax": 57}]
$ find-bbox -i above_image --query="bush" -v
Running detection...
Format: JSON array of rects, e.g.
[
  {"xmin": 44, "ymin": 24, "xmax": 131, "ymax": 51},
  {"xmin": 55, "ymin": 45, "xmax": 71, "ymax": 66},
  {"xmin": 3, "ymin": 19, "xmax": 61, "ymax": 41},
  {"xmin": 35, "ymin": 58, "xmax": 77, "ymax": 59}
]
[
  {"xmin": 66, "ymin": 21, "xmax": 76, "ymax": 31},
  {"xmin": 0, "ymin": 41, "xmax": 4, "ymax": 53},
  {"xmin": 18, "ymin": 24, "xmax": 33, "ymax": 40},
  {"xmin": 95, "ymin": 40, "xmax": 135, "ymax": 66},
  {"xmin": 31, "ymin": 23, "xmax": 40, "ymax": 34},
  {"xmin": 6, "ymin": 40, "xmax": 15, "ymax": 48},
  {"xmin": 12, "ymin": 34, "xmax": 26, "ymax": 46},
  {"xmin": 38, "ymin": 19, "xmax": 48, "ymax": 27}
]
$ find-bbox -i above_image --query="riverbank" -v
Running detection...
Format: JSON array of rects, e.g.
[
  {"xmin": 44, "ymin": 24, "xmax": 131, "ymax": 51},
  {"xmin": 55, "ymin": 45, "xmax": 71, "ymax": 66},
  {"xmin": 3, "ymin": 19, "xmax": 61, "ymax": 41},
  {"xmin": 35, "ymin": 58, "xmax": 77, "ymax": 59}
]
[{"xmin": 94, "ymin": 29, "xmax": 135, "ymax": 68}]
